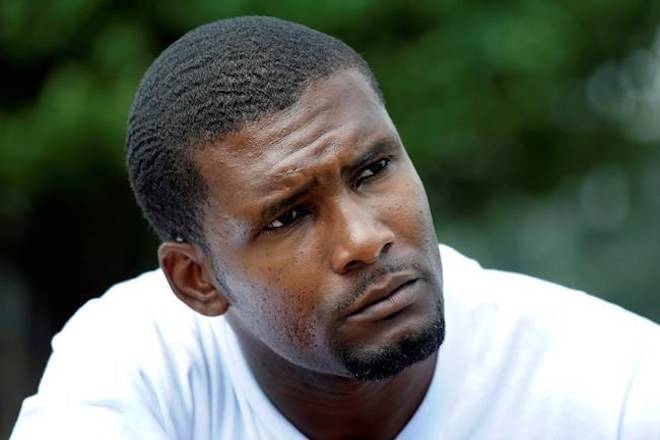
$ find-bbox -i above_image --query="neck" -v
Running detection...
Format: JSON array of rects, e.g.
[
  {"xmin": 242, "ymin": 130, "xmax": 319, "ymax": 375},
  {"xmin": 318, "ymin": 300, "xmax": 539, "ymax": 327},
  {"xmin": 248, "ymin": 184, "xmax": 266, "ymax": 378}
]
[{"xmin": 232, "ymin": 324, "xmax": 437, "ymax": 440}]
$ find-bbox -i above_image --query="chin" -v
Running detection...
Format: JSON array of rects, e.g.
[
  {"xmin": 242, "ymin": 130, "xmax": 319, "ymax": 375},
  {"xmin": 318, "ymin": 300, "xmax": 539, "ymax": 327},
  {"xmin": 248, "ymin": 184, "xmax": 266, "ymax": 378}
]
[{"xmin": 338, "ymin": 305, "xmax": 445, "ymax": 381}]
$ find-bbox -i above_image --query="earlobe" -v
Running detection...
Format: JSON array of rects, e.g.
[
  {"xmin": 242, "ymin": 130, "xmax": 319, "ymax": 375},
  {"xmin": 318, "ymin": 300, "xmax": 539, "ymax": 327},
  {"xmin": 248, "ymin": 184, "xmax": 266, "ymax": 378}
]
[{"xmin": 158, "ymin": 242, "xmax": 230, "ymax": 316}]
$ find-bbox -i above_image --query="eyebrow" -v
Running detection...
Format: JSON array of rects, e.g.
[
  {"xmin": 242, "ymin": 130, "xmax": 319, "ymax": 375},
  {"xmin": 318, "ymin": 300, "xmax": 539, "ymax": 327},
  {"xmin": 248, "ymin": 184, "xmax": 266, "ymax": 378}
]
[
  {"xmin": 346, "ymin": 139, "xmax": 398, "ymax": 177},
  {"xmin": 256, "ymin": 138, "xmax": 400, "ymax": 228},
  {"xmin": 257, "ymin": 179, "xmax": 318, "ymax": 228}
]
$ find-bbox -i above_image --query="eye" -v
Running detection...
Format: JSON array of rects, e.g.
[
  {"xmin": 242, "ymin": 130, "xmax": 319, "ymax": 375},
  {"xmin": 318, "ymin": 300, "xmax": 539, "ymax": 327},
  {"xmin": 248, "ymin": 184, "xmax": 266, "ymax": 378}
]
[
  {"xmin": 264, "ymin": 207, "xmax": 310, "ymax": 231},
  {"xmin": 356, "ymin": 157, "xmax": 391, "ymax": 187}
]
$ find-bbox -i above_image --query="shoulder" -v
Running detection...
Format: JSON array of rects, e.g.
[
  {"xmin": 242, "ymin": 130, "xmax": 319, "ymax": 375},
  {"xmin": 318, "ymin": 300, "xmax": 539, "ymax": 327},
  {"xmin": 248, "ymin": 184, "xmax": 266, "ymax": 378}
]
[
  {"xmin": 437, "ymin": 244, "xmax": 660, "ymax": 437},
  {"xmin": 48, "ymin": 269, "xmax": 215, "ymax": 370},
  {"xmin": 58, "ymin": 268, "xmax": 201, "ymax": 342},
  {"xmin": 12, "ymin": 269, "xmax": 235, "ymax": 439},
  {"xmin": 439, "ymin": 242, "xmax": 659, "ymax": 341}
]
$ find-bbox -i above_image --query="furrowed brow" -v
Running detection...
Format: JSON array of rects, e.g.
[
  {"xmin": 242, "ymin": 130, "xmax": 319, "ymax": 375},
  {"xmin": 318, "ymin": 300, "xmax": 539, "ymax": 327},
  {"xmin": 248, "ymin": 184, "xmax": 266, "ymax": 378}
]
[
  {"xmin": 346, "ymin": 137, "xmax": 399, "ymax": 174},
  {"xmin": 257, "ymin": 179, "xmax": 317, "ymax": 227},
  {"xmin": 254, "ymin": 137, "xmax": 399, "ymax": 229}
]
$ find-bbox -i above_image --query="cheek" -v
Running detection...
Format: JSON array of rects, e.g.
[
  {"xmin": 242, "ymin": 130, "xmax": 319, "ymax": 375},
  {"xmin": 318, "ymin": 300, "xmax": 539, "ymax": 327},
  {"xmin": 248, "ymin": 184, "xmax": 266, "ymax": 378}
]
[
  {"xmin": 384, "ymin": 171, "xmax": 435, "ymax": 242},
  {"xmin": 258, "ymin": 288, "xmax": 318, "ymax": 349},
  {"xmin": 222, "ymin": 250, "xmax": 327, "ymax": 352}
]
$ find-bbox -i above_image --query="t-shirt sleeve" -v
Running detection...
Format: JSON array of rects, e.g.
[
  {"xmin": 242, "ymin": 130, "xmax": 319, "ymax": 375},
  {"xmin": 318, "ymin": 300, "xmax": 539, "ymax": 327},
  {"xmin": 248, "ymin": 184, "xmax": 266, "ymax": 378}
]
[
  {"xmin": 618, "ymin": 324, "xmax": 660, "ymax": 439},
  {"xmin": 10, "ymin": 298, "xmax": 168, "ymax": 440}
]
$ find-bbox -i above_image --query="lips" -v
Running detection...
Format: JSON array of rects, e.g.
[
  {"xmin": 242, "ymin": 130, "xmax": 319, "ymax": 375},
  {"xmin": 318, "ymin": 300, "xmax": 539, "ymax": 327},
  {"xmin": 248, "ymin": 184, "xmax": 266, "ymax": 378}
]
[{"xmin": 346, "ymin": 272, "xmax": 419, "ymax": 321}]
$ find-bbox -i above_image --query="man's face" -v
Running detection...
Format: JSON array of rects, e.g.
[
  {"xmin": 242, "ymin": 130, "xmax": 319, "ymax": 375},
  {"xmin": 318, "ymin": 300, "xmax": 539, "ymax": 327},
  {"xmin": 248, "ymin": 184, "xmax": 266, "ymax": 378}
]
[{"xmin": 195, "ymin": 69, "xmax": 444, "ymax": 380}]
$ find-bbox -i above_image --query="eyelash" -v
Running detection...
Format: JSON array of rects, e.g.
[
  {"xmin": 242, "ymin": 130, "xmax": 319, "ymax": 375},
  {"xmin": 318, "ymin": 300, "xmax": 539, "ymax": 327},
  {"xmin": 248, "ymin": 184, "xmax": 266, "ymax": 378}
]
[
  {"xmin": 263, "ymin": 156, "xmax": 393, "ymax": 233},
  {"xmin": 263, "ymin": 206, "xmax": 312, "ymax": 232},
  {"xmin": 355, "ymin": 157, "xmax": 391, "ymax": 188}
]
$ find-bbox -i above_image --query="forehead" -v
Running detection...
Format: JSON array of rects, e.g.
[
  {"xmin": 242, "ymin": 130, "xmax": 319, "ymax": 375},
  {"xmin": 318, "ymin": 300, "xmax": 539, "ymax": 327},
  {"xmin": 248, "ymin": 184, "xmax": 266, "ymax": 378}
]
[{"xmin": 195, "ymin": 69, "xmax": 397, "ymax": 231}]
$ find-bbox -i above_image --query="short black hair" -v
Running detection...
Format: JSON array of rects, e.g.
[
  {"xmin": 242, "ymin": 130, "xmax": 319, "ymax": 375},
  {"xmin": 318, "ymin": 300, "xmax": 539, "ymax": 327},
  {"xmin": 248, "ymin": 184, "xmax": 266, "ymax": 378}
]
[{"xmin": 126, "ymin": 16, "xmax": 382, "ymax": 245}]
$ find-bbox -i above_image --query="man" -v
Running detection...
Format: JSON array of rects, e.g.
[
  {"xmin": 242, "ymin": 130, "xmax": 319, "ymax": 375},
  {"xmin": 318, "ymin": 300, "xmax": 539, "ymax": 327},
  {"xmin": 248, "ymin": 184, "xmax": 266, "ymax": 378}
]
[{"xmin": 11, "ymin": 16, "xmax": 660, "ymax": 439}]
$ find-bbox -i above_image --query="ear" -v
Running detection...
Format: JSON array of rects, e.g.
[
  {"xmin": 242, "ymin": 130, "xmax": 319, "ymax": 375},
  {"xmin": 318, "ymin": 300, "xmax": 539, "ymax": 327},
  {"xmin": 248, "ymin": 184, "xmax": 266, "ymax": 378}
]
[{"xmin": 158, "ymin": 241, "xmax": 230, "ymax": 316}]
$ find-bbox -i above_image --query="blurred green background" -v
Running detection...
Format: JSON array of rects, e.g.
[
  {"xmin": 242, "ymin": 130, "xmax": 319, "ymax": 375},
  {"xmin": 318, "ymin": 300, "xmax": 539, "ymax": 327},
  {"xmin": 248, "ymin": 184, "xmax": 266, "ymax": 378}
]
[{"xmin": 2, "ymin": 0, "xmax": 660, "ymax": 435}]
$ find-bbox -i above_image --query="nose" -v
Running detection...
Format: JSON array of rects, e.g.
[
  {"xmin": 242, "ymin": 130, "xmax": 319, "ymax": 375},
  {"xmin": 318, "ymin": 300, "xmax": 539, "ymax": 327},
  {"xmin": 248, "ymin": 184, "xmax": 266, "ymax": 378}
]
[{"xmin": 330, "ymin": 197, "xmax": 395, "ymax": 274}]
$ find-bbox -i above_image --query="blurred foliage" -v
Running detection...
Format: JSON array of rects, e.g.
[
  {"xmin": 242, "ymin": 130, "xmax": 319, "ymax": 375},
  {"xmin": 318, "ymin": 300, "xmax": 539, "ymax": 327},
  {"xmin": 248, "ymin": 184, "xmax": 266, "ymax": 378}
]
[
  {"xmin": 2, "ymin": 0, "xmax": 660, "ymax": 435},
  {"xmin": 2, "ymin": 0, "xmax": 660, "ymax": 393}
]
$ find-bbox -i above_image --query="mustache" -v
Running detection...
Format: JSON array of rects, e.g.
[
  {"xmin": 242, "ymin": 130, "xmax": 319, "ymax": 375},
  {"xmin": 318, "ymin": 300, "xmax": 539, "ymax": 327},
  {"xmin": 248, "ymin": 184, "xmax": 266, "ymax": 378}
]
[{"xmin": 333, "ymin": 260, "xmax": 427, "ymax": 314}]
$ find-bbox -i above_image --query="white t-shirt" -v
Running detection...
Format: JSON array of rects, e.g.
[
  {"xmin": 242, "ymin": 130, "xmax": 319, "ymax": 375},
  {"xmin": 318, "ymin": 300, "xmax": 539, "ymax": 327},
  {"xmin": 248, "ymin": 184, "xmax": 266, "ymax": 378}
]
[{"xmin": 11, "ymin": 245, "xmax": 660, "ymax": 439}]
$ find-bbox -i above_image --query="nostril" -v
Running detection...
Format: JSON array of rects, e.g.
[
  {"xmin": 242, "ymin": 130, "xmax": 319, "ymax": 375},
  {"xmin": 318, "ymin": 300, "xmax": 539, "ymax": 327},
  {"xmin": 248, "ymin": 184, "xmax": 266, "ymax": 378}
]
[{"xmin": 382, "ymin": 242, "xmax": 393, "ymax": 253}]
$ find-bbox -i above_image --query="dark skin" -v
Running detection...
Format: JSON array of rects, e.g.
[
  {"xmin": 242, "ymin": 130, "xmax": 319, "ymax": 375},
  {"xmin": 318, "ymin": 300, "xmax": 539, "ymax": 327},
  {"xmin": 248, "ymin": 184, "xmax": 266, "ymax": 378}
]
[{"xmin": 158, "ymin": 69, "xmax": 444, "ymax": 439}]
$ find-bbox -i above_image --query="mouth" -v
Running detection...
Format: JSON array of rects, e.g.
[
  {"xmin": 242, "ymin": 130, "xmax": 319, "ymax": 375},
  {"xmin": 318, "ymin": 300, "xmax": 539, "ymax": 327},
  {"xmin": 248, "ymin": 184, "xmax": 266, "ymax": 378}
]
[{"xmin": 346, "ymin": 274, "xmax": 420, "ymax": 322}]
